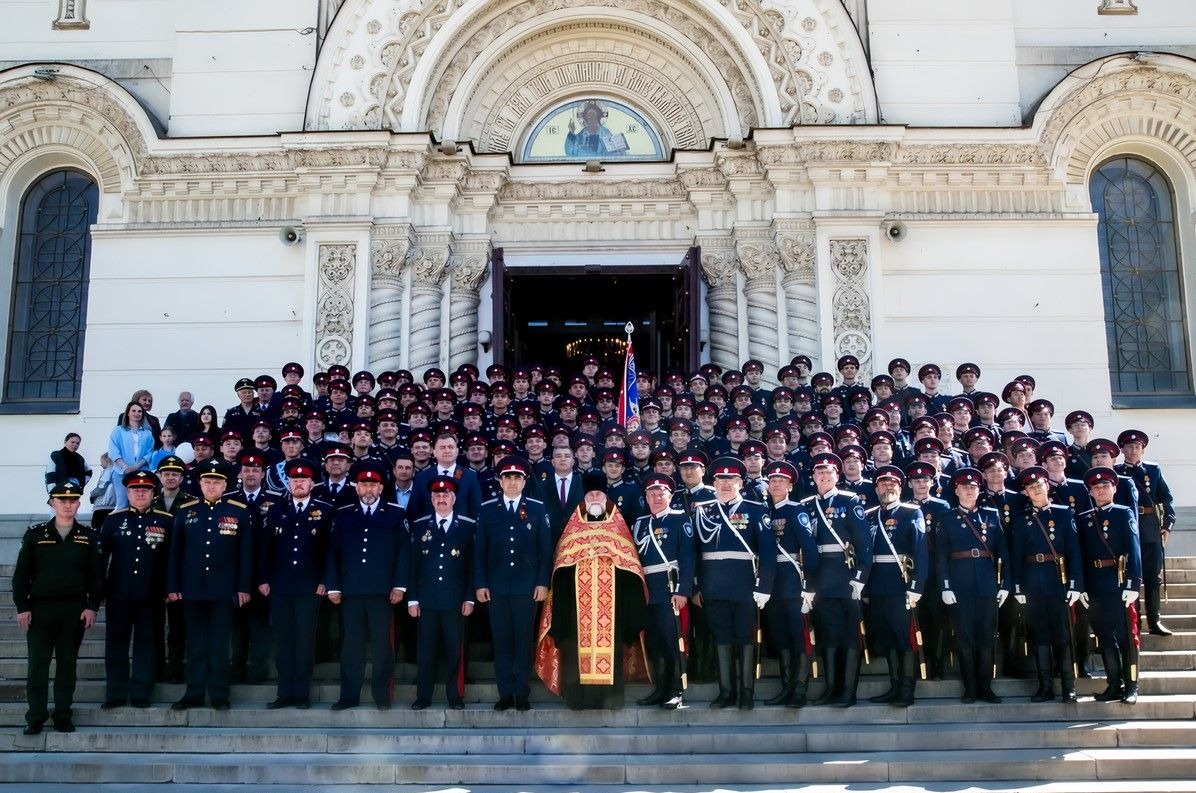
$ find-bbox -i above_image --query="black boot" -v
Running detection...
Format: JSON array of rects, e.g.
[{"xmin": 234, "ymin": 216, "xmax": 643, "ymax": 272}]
[
  {"xmin": 891, "ymin": 652, "xmax": 917, "ymax": 708},
  {"xmin": 977, "ymin": 647, "xmax": 1002, "ymax": 704},
  {"xmin": 1030, "ymin": 645, "xmax": 1054, "ymax": 702},
  {"xmin": 787, "ymin": 653, "xmax": 811, "ymax": 708},
  {"xmin": 738, "ymin": 645, "xmax": 756, "ymax": 710},
  {"xmin": 637, "ymin": 657, "xmax": 667, "ymax": 706},
  {"xmin": 1121, "ymin": 649, "xmax": 1138, "ymax": 704},
  {"xmin": 957, "ymin": 647, "xmax": 976, "ymax": 704},
  {"xmin": 765, "ymin": 649, "xmax": 793, "ymax": 706},
  {"xmin": 811, "ymin": 648, "xmax": 840, "ymax": 706},
  {"xmin": 709, "ymin": 645, "xmax": 735, "ymax": 708},
  {"xmin": 832, "ymin": 648, "xmax": 861, "ymax": 708},
  {"xmin": 1057, "ymin": 643, "xmax": 1077, "ymax": 703},
  {"xmin": 1094, "ymin": 647, "xmax": 1124, "ymax": 702},
  {"xmin": 870, "ymin": 650, "xmax": 901, "ymax": 703},
  {"xmin": 661, "ymin": 659, "xmax": 683, "ymax": 709}
]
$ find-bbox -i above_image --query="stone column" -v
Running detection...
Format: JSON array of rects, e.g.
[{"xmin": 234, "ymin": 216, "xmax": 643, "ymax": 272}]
[
  {"xmin": 776, "ymin": 222, "xmax": 819, "ymax": 363},
  {"xmin": 447, "ymin": 238, "xmax": 490, "ymax": 371},
  {"xmin": 314, "ymin": 243, "xmax": 357, "ymax": 368},
  {"xmin": 699, "ymin": 237, "xmax": 740, "ymax": 373},
  {"xmin": 736, "ymin": 228, "xmax": 782, "ymax": 381},
  {"xmin": 406, "ymin": 235, "xmax": 451, "ymax": 373},
  {"xmin": 367, "ymin": 225, "xmax": 411, "ymax": 371},
  {"xmin": 828, "ymin": 238, "xmax": 874, "ymax": 373}
]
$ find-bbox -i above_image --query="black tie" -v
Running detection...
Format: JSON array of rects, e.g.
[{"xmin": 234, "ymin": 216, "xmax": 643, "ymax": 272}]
[
  {"xmin": 508, "ymin": 500, "xmax": 515, "ymax": 514},
  {"xmin": 439, "ymin": 518, "xmax": 448, "ymax": 534},
  {"xmin": 294, "ymin": 501, "xmax": 303, "ymax": 514},
  {"xmin": 331, "ymin": 484, "xmax": 340, "ymax": 496}
]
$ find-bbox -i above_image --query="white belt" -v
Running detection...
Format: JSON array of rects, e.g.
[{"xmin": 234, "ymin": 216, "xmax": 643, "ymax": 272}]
[
  {"xmin": 818, "ymin": 544, "xmax": 846, "ymax": 554},
  {"xmin": 874, "ymin": 554, "xmax": 900, "ymax": 564},
  {"xmin": 643, "ymin": 562, "xmax": 677, "ymax": 575},
  {"xmin": 703, "ymin": 551, "xmax": 755, "ymax": 562},
  {"xmin": 776, "ymin": 553, "xmax": 797, "ymax": 564}
]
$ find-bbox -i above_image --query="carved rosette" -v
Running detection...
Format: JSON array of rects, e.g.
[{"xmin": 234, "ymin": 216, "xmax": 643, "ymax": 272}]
[
  {"xmin": 777, "ymin": 227, "xmax": 819, "ymax": 362},
  {"xmin": 315, "ymin": 244, "xmax": 358, "ymax": 369},
  {"xmin": 406, "ymin": 241, "xmax": 451, "ymax": 372},
  {"xmin": 447, "ymin": 241, "xmax": 491, "ymax": 371},
  {"xmin": 828, "ymin": 238, "xmax": 873, "ymax": 372},
  {"xmin": 700, "ymin": 238, "xmax": 741, "ymax": 373},
  {"xmin": 367, "ymin": 227, "xmax": 412, "ymax": 371},
  {"xmin": 736, "ymin": 232, "xmax": 782, "ymax": 382}
]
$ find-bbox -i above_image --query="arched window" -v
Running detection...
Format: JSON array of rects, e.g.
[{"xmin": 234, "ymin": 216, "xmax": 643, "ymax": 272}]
[
  {"xmin": 5, "ymin": 169, "xmax": 97, "ymax": 406},
  {"xmin": 1090, "ymin": 156, "xmax": 1191, "ymax": 399}
]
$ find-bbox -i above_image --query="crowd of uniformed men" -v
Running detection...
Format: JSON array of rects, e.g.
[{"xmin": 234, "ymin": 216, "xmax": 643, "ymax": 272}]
[{"xmin": 14, "ymin": 354, "xmax": 1174, "ymax": 734}]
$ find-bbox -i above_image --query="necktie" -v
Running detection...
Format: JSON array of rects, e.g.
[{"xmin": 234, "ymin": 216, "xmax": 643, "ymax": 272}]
[
  {"xmin": 331, "ymin": 484, "xmax": 340, "ymax": 496},
  {"xmin": 439, "ymin": 518, "xmax": 448, "ymax": 534},
  {"xmin": 442, "ymin": 469, "xmax": 449, "ymax": 477},
  {"xmin": 507, "ymin": 500, "xmax": 515, "ymax": 514},
  {"xmin": 559, "ymin": 477, "xmax": 567, "ymax": 506},
  {"xmin": 294, "ymin": 501, "xmax": 303, "ymax": 514}
]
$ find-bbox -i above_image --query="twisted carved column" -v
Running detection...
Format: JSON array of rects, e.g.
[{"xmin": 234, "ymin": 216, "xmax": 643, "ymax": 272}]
[
  {"xmin": 447, "ymin": 240, "xmax": 490, "ymax": 371},
  {"xmin": 406, "ymin": 240, "xmax": 450, "ymax": 373},
  {"xmin": 700, "ymin": 238, "xmax": 740, "ymax": 373},
  {"xmin": 737, "ymin": 231, "xmax": 782, "ymax": 380},
  {"xmin": 776, "ymin": 225, "xmax": 819, "ymax": 363},
  {"xmin": 367, "ymin": 228, "xmax": 410, "ymax": 371}
]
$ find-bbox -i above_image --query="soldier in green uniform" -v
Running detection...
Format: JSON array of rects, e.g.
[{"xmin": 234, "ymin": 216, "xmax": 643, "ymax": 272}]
[{"xmin": 12, "ymin": 483, "xmax": 103, "ymax": 734}]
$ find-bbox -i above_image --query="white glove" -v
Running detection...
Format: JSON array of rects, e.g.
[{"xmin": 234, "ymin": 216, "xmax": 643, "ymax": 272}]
[
  {"xmin": 941, "ymin": 590, "xmax": 957, "ymax": 605},
  {"xmin": 1079, "ymin": 592, "xmax": 1090, "ymax": 609},
  {"xmin": 905, "ymin": 591, "xmax": 921, "ymax": 610},
  {"xmin": 997, "ymin": 589, "xmax": 1009, "ymax": 608},
  {"xmin": 849, "ymin": 580, "xmax": 865, "ymax": 601},
  {"xmin": 1122, "ymin": 589, "xmax": 1139, "ymax": 605},
  {"xmin": 1014, "ymin": 594, "xmax": 1027, "ymax": 605},
  {"xmin": 800, "ymin": 590, "xmax": 815, "ymax": 614},
  {"xmin": 1066, "ymin": 590, "xmax": 1081, "ymax": 607},
  {"xmin": 752, "ymin": 591, "xmax": 770, "ymax": 609}
]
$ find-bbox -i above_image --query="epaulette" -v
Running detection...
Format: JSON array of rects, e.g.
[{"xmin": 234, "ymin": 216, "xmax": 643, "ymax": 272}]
[
  {"xmin": 264, "ymin": 488, "xmax": 284, "ymax": 497},
  {"xmin": 1077, "ymin": 508, "xmax": 1096, "ymax": 519},
  {"xmin": 336, "ymin": 503, "xmax": 357, "ymax": 511},
  {"xmin": 865, "ymin": 506, "xmax": 880, "ymax": 516},
  {"xmin": 311, "ymin": 497, "xmax": 334, "ymax": 509},
  {"xmin": 526, "ymin": 497, "xmax": 544, "ymax": 504},
  {"xmin": 109, "ymin": 507, "xmax": 130, "ymax": 516},
  {"xmin": 668, "ymin": 508, "xmax": 686, "ymax": 516},
  {"xmin": 178, "ymin": 499, "xmax": 200, "ymax": 509},
  {"xmin": 459, "ymin": 515, "xmax": 476, "ymax": 524},
  {"xmin": 152, "ymin": 509, "xmax": 174, "ymax": 518},
  {"xmin": 412, "ymin": 514, "xmax": 433, "ymax": 524},
  {"xmin": 225, "ymin": 499, "xmax": 248, "ymax": 508},
  {"xmin": 481, "ymin": 498, "xmax": 499, "ymax": 507},
  {"xmin": 798, "ymin": 495, "xmax": 817, "ymax": 505}
]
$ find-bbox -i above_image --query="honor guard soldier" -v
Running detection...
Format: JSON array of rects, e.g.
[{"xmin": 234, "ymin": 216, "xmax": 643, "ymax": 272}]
[
  {"xmin": 100, "ymin": 471, "xmax": 172, "ymax": 709},
  {"xmin": 801, "ymin": 452, "xmax": 874, "ymax": 708},
  {"xmin": 604, "ymin": 450, "xmax": 647, "ymax": 528},
  {"xmin": 671, "ymin": 450, "xmax": 717, "ymax": 684},
  {"xmin": 864, "ymin": 465, "xmax": 929, "ymax": 708},
  {"xmin": 906, "ymin": 462, "xmax": 953, "ymax": 680},
  {"xmin": 475, "ymin": 457, "xmax": 553, "ymax": 711},
  {"xmin": 631, "ymin": 475, "xmax": 695, "ymax": 709},
  {"xmin": 1115, "ymin": 429, "xmax": 1175, "ymax": 636},
  {"xmin": 1010, "ymin": 467, "xmax": 1084, "ymax": 703},
  {"xmin": 325, "ymin": 464, "xmax": 410, "ymax": 711},
  {"xmin": 1077, "ymin": 467, "xmax": 1143, "ymax": 704},
  {"xmin": 408, "ymin": 476, "xmax": 476, "ymax": 710},
  {"xmin": 761, "ymin": 461, "xmax": 820, "ymax": 708},
  {"xmin": 694, "ymin": 457, "xmax": 776, "ymax": 709},
  {"xmin": 13, "ymin": 483, "xmax": 102, "ymax": 734},
  {"xmin": 936, "ymin": 467, "xmax": 1011, "ymax": 704},
  {"xmin": 258, "ymin": 460, "xmax": 333, "ymax": 709},
  {"xmin": 167, "ymin": 459, "xmax": 254, "ymax": 711}
]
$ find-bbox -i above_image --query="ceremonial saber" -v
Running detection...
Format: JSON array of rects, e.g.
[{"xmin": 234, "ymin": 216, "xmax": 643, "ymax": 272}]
[{"xmin": 805, "ymin": 613, "xmax": 818, "ymax": 679}]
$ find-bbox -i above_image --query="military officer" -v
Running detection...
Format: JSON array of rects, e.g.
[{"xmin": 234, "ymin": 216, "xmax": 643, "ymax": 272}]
[
  {"xmin": 475, "ymin": 457, "xmax": 553, "ymax": 711},
  {"xmin": 1009, "ymin": 466, "xmax": 1083, "ymax": 703},
  {"xmin": 631, "ymin": 474, "xmax": 695, "ymax": 709},
  {"xmin": 800, "ymin": 452, "xmax": 873, "ymax": 708},
  {"xmin": 1077, "ymin": 467, "xmax": 1143, "ymax": 704},
  {"xmin": 258, "ymin": 460, "xmax": 333, "ymax": 709},
  {"xmin": 325, "ymin": 464, "xmax": 410, "ymax": 711},
  {"xmin": 13, "ymin": 483, "xmax": 102, "ymax": 735},
  {"xmin": 152, "ymin": 455, "xmax": 190, "ymax": 684},
  {"xmin": 864, "ymin": 465, "xmax": 928, "ymax": 708},
  {"xmin": 936, "ymin": 467, "xmax": 1010, "ymax": 704},
  {"xmin": 408, "ymin": 477, "xmax": 476, "ymax": 710},
  {"xmin": 671, "ymin": 450, "xmax": 718, "ymax": 684},
  {"xmin": 100, "ymin": 471, "xmax": 172, "ymax": 709},
  {"xmin": 1115, "ymin": 429, "xmax": 1175, "ymax": 636},
  {"xmin": 694, "ymin": 457, "xmax": 776, "ymax": 709},
  {"xmin": 761, "ymin": 461, "xmax": 820, "ymax": 708},
  {"xmin": 167, "ymin": 459, "xmax": 254, "ymax": 711},
  {"xmin": 906, "ymin": 462, "xmax": 952, "ymax": 680},
  {"xmin": 229, "ymin": 450, "xmax": 282, "ymax": 683}
]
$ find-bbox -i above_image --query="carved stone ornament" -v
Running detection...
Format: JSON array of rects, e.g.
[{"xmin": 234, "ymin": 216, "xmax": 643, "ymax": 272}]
[
  {"xmin": 700, "ymin": 244, "xmax": 740, "ymax": 289},
  {"xmin": 498, "ymin": 180, "xmax": 688, "ymax": 202},
  {"xmin": 315, "ymin": 244, "xmax": 358, "ymax": 368},
  {"xmin": 450, "ymin": 253, "xmax": 490, "ymax": 291},
  {"xmin": 1097, "ymin": 0, "xmax": 1138, "ymax": 14},
  {"xmin": 408, "ymin": 246, "xmax": 450, "ymax": 286},
  {"xmin": 776, "ymin": 229, "xmax": 816, "ymax": 279},
  {"xmin": 828, "ymin": 238, "xmax": 872, "ymax": 369},
  {"xmin": 736, "ymin": 237, "xmax": 780, "ymax": 283},
  {"xmin": 53, "ymin": 0, "xmax": 89, "ymax": 29},
  {"xmin": 371, "ymin": 235, "xmax": 411, "ymax": 279}
]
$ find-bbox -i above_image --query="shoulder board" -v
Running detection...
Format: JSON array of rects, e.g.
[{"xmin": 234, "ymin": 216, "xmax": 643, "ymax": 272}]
[
  {"xmin": 798, "ymin": 495, "xmax": 816, "ymax": 505},
  {"xmin": 1077, "ymin": 508, "xmax": 1096, "ymax": 518},
  {"xmin": 311, "ymin": 498, "xmax": 334, "ymax": 509},
  {"xmin": 412, "ymin": 514, "xmax": 433, "ymax": 524},
  {"xmin": 336, "ymin": 503, "xmax": 357, "ymax": 511},
  {"xmin": 525, "ymin": 497, "xmax": 544, "ymax": 504},
  {"xmin": 693, "ymin": 498, "xmax": 717, "ymax": 507},
  {"xmin": 459, "ymin": 516, "xmax": 476, "ymax": 524},
  {"xmin": 225, "ymin": 499, "xmax": 248, "ymax": 508},
  {"xmin": 178, "ymin": 499, "xmax": 200, "ymax": 509},
  {"xmin": 667, "ymin": 508, "xmax": 686, "ymax": 516},
  {"xmin": 152, "ymin": 509, "xmax": 173, "ymax": 518},
  {"xmin": 264, "ymin": 489, "xmax": 284, "ymax": 497},
  {"xmin": 108, "ymin": 508, "xmax": 130, "ymax": 516},
  {"xmin": 481, "ymin": 498, "xmax": 499, "ymax": 507},
  {"xmin": 865, "ymin": 506, "xmax": 880, "ymax": 516}
]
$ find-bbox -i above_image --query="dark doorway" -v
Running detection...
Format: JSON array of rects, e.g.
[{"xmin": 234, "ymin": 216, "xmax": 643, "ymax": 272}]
[{"xmin": 492, "ymin": 249, "xmax": 700, "ymax": 374}]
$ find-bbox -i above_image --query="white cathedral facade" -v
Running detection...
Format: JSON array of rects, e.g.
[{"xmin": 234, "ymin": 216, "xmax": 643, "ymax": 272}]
[{"xmin": 1, "ymin": 0, "xmax": 1195, "ymax": 512}]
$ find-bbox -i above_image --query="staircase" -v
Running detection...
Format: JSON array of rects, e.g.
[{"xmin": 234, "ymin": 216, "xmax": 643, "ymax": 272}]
[{"xmin": 2, "ymin": 553, "xmax": 1196, "ymax": 790}]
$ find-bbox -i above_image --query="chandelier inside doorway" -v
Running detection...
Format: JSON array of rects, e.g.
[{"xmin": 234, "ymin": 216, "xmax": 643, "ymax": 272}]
[{"xmin": 564, "ymin": 336, "xmax": 628, "ymax": 364}]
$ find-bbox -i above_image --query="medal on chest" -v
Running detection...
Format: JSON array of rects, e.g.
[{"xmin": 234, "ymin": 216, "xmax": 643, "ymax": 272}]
[
  {"xmin": 729, "ymin": 513, "xmax": 748, "ymax": 532},
  {"xmin": 144, "ymin": 526, "xmax": 165, "ymax": 549},
  {"xmin": 218, "ymin": 516, "xmax": 239, "ymax": 536}
]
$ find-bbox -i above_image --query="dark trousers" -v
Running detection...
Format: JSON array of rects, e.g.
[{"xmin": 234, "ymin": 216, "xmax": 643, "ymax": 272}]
[
  {"xmin": 183, "ymin": 599, "xmax": 235, "ymax": 704},
  {"xmin": 105, "ymin": 599, "xmax": 157, "ymax": 703},
  {"xmin": 1089, "ymin": 592, "xmax": 1130, "ymax": 653},
  {"xmin": 1026, "ymin": 593, "xmax": 1070, "ymax": 647},
  {"xmin": 231, "ymin": 590, "xmax": 271, "ymax": 680},
  {"xmin": 817, "ymin": 596, "xmax": 862, "ymax": 649},
  {"xmin": 161, "ymin": 600, "xmax": 186, "ymax": 679},
  {"xmin": 764, "ymin": 597, "xmax": 805, "ymax": 655},
  {"xmin": 415, "ymin": 607, "xmax": 465, "ymax": 702},
  {"xmin": 644, "ymin": 602, "xmax": 682, "ymax": 664},
  {"xmin": 948, "ymin": 593, "xmax": 998, "ymax": 651},
  {"xmin": 339, "ymin": 595, "xmax": 394, "ymax": 706},
  {"xmin": 25, "ymin": 599, "xmax": 85, "ymax": 726},
  {"xmin": 489, "ymin": 595, "xmax": 537, "ymax": 699},
  {"xmin": 1141, "ymin": 541, "xmax": 1165, "ymax": 622},
  {"xmin": 865, "ymin": 594, "xmax": 913, "ymax": 652},
  {"xmin": 705, "ymin": 599, "xmax": 756, "ymax": 645},
  {"xmin": 272, "ymin": 594, "xmax": 319, "ymax": 701}
]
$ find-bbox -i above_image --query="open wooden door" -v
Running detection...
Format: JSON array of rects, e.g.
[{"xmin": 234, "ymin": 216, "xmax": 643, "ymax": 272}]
[
  {"xmin": 489, "ymin": 248, "xmax": 515, "ymax": 366},
  {"xmin": 671, "ymin": 246, "xmax": 701, "ymax": 371}
]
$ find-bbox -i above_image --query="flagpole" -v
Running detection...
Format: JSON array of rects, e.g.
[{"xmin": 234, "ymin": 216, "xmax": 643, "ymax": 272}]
[{"xmin": 621, "ymin": 321, "xmax": 640, "ymax": 431}]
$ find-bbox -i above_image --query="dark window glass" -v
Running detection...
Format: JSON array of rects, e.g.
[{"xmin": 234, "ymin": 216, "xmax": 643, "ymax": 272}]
[
  {"xmin": 5, "ymin": 170, "xmax": 97, "ymax": 405},
  {"xmin": 1090, "ymin": 156, "xmax": 1191, "ymax": 396}
]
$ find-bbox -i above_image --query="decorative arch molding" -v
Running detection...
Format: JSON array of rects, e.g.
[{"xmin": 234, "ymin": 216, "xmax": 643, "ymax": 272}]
[{"xmin": 306, "ymin": 0, "xmax": 877, "ymax": 141}]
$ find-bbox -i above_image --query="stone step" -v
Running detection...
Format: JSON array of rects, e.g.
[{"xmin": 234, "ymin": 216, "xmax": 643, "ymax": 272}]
[
  {"xmin": 4, "ymin": 785, "xmax": 1196, "ymax": 793},
  {"xmin": 2, "ymin": 746, "xmax": 1195, "ymax": 785},
  {"xmin": 1138, "ymin": 650, "xmax": 1196, "ymax": 671}
]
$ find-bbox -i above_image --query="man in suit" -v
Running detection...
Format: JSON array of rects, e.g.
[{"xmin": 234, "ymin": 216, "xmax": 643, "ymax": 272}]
[
  {"xmin": 537, "ymin": 445, "xmax": 584, "ymax": 542},
  {"xmin": 408, "ymin": 432, "xmax": 482, "ymax": 521},
  {"xmin": 164, "ymin": 391, "xmax": 202, "ymax": 443}
]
